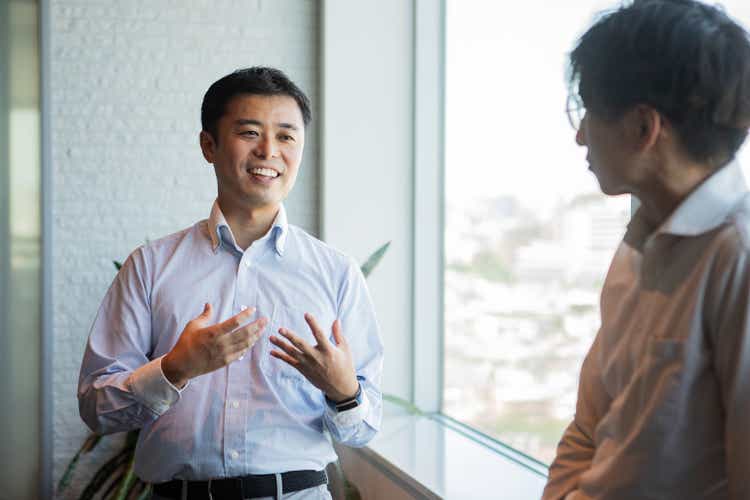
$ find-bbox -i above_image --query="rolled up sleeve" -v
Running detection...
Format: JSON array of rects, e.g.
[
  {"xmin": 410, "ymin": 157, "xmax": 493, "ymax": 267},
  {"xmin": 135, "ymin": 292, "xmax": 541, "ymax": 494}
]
[
  {"xmin": 77, "ymin": 248, "xmax": 184, "ymax": 435},
  {"xmin": 544, "ymin": 332, "xmax": 610, "ymax": 500},
  {"xmin": 323, "ymin": 258, "xmax": 384, "ymax": 447}
]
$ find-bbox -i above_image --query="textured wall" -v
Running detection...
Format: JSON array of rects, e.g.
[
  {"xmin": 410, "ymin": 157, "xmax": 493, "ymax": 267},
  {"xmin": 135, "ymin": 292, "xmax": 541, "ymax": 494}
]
[{"xmin": 49, "ymin": 1, "xmax": 319, "ymax": 496}]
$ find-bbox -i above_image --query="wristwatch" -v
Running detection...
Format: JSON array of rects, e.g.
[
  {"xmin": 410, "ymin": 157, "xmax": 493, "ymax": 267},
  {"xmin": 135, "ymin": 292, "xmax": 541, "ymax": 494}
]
[{"xmin": 326, "ymin": 380, "xmax": 363, "ymax": 412}]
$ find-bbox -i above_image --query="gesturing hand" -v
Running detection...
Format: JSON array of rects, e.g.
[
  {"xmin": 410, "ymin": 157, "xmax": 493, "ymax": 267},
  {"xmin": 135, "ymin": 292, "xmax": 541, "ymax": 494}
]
[
  {"xmin": 270, "ymin": 313, "xmax": 359, "ymax": 402},
  {"xmin": 162, "ymin": 303, "xmax": 268, "ymax": 388}
]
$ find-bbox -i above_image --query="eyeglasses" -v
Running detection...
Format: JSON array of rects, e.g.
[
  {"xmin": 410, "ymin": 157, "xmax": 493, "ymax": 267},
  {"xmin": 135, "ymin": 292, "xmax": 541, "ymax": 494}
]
[{"xmin": 566, "ymin": 93, "xmax": 585, "ymax": 130}]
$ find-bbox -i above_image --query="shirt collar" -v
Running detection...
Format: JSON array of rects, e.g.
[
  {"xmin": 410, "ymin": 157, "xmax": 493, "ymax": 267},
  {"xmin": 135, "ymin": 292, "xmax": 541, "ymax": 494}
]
[
  {"xmin": 625, "ymin": 160, "xmax": 748, "ymax": 250},
  {"xmin": 207, "ymin": 201, "xmax": 289, "ymax": 256}
]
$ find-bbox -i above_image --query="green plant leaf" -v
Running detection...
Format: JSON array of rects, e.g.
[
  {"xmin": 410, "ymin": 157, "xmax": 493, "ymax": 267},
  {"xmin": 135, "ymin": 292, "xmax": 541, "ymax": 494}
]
[
  {"xmin": 57, "ymin": 433, "xmax": 103, "ymax": 494},
  {"xmin": 125, "ymin": 429, "xmax": 140, "ymax": 448},
  {"xmin": 78, "ymin": 447, "xmax": 130, "ymax": 500},
  {"xmin": 112, "ymin": 454, "xmax": 137, "ymax": 500},
  {"xmin": 360, "ymin": 242, "xmax": 391, "ymax": 278},
  {"xmin": 135, "ymin": 483, "xmax": 152, "ymax": 500},
  {"xmin": 100, "ymin": 470, "xmax": 125, "ymax": 500},
  {"xmin": 113, "ymin": 260, "xmax": 122, "ymax": 271},
  {"xmin": 82, "ymin": 433, "xmax": 103, "ymax": 453}
]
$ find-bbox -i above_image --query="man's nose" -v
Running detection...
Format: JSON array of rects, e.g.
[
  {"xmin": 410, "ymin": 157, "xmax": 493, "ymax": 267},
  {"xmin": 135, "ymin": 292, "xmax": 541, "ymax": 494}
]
[
  {"xmin": 253, "ymin": 136, "xmax": 279, "ymax": 159},
  {"xmin": 576, "ymin": 126, "xmax": 585, "ymax": 146}
]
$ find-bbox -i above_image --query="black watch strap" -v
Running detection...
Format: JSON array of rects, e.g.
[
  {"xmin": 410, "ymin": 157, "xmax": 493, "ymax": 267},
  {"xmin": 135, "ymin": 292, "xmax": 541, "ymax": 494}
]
[{"xmin": 326, "ymin": 383, "xmax": 362, "ymax": 412}]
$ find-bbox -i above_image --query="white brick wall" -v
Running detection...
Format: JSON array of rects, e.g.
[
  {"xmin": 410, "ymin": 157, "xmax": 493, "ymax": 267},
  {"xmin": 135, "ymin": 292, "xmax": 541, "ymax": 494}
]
[{"xmin": 49, "ymin": 1, "xmax": 319, "ymax": 496}]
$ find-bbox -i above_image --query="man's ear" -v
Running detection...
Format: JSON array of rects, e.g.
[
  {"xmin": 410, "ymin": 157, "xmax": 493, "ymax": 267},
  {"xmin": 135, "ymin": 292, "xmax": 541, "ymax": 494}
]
[
  {"xmin": 631, "ymin": 104, "xmax": 663, "ymax": 152},
  {"xmin": 199, "ymin": 130, "xmax": 216, "ymax": 163}
]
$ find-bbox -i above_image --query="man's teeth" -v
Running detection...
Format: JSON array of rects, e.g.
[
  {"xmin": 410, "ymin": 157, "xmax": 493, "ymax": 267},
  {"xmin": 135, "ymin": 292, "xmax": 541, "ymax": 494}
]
[{"xmin": 249, "ymin": 168, "xmax": 279, "ymax": 178}]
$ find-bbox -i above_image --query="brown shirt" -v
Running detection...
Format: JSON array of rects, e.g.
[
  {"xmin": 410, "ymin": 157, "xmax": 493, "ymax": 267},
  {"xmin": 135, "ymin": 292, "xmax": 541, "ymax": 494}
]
[{"xmin": 544, "ymin": 161, "xmax": 750, "ymax": 500}]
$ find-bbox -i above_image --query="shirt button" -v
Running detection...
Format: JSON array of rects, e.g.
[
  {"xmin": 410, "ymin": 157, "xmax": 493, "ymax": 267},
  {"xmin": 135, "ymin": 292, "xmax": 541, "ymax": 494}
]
[
  {"xmin": 244, "ymin": 260, "xmax": 251, "ymax": 268},
  {"xmin": 231, "ymin": 400, "xmax": 240, "ymax": 409},
  {"xmin": 230, "ymin": 450, "xmax": 239, "ymax": 460}
]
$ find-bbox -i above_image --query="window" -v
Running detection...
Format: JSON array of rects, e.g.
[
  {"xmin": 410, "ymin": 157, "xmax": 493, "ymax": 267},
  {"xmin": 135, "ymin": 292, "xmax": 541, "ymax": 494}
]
[
  {"xmin": 0, "ymin": 0, "xmax": 42, "ymax": 498},
  {"xmin": 441, "ymin": 0, "xmax": 750, "ymax": 465}
]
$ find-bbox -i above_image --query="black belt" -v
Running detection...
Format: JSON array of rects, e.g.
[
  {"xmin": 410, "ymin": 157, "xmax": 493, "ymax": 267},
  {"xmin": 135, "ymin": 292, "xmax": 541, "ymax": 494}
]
[{"xmin": 152, "ymin": 469, "xmax": 328, "ymax": 499}]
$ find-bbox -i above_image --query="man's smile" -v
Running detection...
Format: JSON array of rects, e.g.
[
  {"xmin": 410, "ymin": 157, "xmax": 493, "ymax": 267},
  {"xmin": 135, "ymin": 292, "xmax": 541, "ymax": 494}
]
[{"xmin": 247, "ymin": 167, "xmax": 280, "ymax": 178}]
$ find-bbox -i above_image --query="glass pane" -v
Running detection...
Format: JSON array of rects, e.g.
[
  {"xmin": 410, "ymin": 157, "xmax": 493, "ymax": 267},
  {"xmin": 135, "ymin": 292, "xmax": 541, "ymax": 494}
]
[
  {"xmin": 443, "ymin": 0, "xmax": 750, "ymax": 466},
  {"xmin": 443, "ymin": 0, "xmax": 631, "ymax": 465},
  {"xmin": 0, "ymin": 1, "xmax": 42, "ymax": 498}
]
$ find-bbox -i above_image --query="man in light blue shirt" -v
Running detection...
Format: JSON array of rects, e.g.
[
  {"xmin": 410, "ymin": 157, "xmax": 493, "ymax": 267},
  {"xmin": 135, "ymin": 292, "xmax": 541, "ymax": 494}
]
[{"xmin": 78, "ymin": 67, "xmax": 383, "ymax": 499}]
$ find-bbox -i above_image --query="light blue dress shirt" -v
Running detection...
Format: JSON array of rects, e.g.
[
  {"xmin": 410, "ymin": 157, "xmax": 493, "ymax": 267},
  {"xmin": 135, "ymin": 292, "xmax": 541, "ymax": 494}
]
[{"xmin": 78, "ymin": 202, "xmax": 384, "ymax": 483}]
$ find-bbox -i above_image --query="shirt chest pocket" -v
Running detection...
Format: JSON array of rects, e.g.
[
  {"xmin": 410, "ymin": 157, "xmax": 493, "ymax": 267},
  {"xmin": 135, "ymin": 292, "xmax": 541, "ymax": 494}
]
[
  {"xmin": 259, "ymin": 304, "xmax": 337, "ymax": 383},
  {"xmin": 625, "ymin": 337, "xmax": 688, "ymax": 427}
]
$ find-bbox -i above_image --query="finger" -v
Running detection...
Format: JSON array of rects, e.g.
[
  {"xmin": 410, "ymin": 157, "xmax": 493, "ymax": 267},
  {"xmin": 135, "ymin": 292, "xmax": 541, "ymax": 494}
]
[
  {"xmin": 270, "ymin": 349, "xmax": 301, "ymax": 368},
  {"xmin": 191, "ymin": 302, "xmax": 213, "ymax": 326},
  {"xmin": 218, "ymin": 331, "xmax": 258, "ymax": 365},
  {"xmin": 222, "ymin": 348, "xmax": 247, "ymax": 365},
  {"xmin": 216, "ymin": 307, "xmax": 256, "ymax": 335},
  {"xmin": 277, "ymin": 327, "xmax": 314, "ymax": 355},
  {"xmin": 221, "ymin": 334, "xmax": 253, "ymax": 356},
  {"xmin": 227, "ymin": 317, "xmax": 268, "ymax": 347},
  {"xmin": 275, "ymin": 328, "xmax": 314, "ymax": 356},
  {"xmin": 304, "ymin": 313, "xmax": 331, "ymax": 351},
  {"xmin": 270, "ymin": 334, "xmax": 305, "ymax": 359},
  {"xmin": 331, "ymin": 319, "xmax": 348, "ymax": 348}
]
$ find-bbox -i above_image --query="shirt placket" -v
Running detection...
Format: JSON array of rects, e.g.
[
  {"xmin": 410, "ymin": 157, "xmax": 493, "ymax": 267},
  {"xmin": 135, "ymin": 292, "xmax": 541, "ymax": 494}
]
[{"xmin": 223, "ymin": 242, "xmax": 261, "ymax": 476}]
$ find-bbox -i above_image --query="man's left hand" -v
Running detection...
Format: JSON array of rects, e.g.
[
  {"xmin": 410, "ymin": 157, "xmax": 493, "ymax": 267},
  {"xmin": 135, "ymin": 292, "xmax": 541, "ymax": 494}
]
[{"xmin": 270, "ymin": 313, "xmax": 359, "ymax": 402}]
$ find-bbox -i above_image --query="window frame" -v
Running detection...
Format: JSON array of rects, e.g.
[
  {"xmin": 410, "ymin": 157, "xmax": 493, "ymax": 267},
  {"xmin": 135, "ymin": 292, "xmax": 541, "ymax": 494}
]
[{"xmin": 412, "ymin": 0, "xmax": 446, "ymax": 413}]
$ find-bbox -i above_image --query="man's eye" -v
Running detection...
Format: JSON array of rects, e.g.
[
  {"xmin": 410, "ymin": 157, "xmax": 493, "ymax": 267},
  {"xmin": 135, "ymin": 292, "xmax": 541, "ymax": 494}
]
[
  {"xmin": 280, "ymin": 135, "xmax": 295, "ymax": 142},
  {"xmin": 240, "ymin": 130, "xmax": 259, "ymax": 137}
]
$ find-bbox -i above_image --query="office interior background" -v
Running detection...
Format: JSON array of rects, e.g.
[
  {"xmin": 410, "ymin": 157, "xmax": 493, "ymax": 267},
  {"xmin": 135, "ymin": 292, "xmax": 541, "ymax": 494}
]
[{"xmin": 2, "ymin": 0, "xmax": 750, "ymax": 498}]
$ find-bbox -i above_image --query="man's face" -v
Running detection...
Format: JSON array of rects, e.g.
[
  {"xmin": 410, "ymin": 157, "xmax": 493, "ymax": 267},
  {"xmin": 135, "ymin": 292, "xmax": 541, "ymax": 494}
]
[
  {"xmin": 201, "ymin": 94, "xmax": 305, "ymax": 210},
  {"xmin": 576, "ymin": 110, "xmax": 636, "ymax": 196}
]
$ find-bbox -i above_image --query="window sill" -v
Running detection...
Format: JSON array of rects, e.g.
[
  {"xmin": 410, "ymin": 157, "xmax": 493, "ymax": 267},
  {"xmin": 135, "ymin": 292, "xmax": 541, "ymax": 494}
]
[{"xmin": 336, "ymin": 401, "xmax": 548, "ymax": 499}]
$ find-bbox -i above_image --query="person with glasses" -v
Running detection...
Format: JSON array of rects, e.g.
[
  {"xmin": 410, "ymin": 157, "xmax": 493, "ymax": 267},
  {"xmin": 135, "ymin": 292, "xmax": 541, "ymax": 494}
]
[
  {"xmin": 78, "ymin": 67, "xmax": 383, "ymax": 500},
  {"xmin": 545, "ymin": 1, "xmax": 750, "ymax": 498}
]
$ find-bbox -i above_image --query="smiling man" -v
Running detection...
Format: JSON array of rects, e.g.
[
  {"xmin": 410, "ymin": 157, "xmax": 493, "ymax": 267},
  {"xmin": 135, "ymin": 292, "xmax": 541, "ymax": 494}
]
[
  {"xmin": 78, "ymin": 67, "xmax": 383, "ymax": 500},
  {"xmin": 543, "ymin": 1, "xmax": 750, "ymax": 499}
]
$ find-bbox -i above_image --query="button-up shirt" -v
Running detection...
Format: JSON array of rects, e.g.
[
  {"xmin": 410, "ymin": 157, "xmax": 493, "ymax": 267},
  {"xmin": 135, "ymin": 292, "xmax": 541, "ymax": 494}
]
[
  {"xmin": 78, "ymin": 202, "xmax": 383, "ymax": 483},
  {"xmin": 544, "ymin": 161, "xmax": 750, "ymax": 499}
]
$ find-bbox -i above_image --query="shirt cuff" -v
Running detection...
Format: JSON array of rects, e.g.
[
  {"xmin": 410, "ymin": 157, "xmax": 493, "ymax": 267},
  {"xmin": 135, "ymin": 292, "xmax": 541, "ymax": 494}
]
[
  {"xmin": 128, "ymin": 356, "xmax": 187, "ymax": 415},
  {"xmin": 325, "ymin": 389, "xmax": 370, "ymax": 428}
]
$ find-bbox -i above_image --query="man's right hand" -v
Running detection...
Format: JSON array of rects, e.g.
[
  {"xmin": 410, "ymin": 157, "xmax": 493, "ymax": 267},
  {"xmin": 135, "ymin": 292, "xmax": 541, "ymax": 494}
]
[{"xmin": 162, "ymin": 303, "xmax": 267, "ymax": 388}]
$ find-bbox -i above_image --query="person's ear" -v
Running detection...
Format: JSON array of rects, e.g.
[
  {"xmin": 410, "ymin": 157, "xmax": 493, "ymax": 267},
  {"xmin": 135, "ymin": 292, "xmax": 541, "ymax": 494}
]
[
  {"xmin": 630, "ymin": 104, "xmax": 662, "ymax": 152},
  {"xmin": 199, "ymin": 130, "xmax": 217, "ymax": 163}
]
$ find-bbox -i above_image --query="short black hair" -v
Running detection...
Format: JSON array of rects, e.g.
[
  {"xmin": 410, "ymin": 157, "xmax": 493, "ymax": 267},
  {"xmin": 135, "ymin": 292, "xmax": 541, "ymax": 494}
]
[
  {"xmin": 201, "ymin": 67, "xmax": 312, "ymax": 141},
  {"xmin": 570, "ymin": 0, "xmax": 750, "ymax": 165}
]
